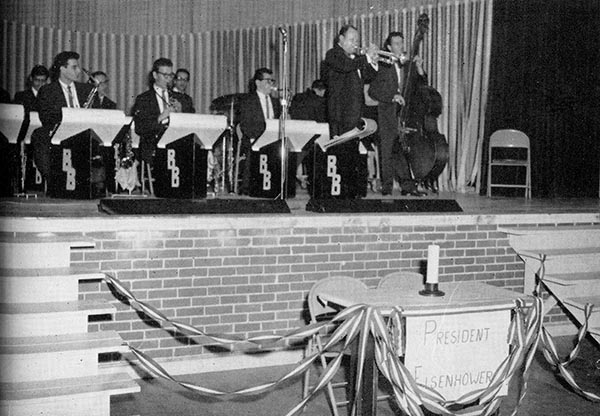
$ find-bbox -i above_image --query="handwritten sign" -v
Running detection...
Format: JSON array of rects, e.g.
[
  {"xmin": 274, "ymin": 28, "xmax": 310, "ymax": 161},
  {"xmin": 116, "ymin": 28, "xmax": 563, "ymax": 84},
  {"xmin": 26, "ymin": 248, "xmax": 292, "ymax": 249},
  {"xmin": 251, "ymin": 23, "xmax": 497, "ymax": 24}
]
[{"xmin": 404, "ymin": 309, "xmax": 511, "ymax": 400}]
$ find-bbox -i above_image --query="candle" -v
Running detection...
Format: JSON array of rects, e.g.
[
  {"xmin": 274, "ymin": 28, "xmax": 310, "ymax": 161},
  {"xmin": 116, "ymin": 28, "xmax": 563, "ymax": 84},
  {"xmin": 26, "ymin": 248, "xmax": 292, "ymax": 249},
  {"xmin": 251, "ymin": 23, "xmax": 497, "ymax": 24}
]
[{"xmin": 426, "ymin": 244, "xmax": 440, "ymax": 284}]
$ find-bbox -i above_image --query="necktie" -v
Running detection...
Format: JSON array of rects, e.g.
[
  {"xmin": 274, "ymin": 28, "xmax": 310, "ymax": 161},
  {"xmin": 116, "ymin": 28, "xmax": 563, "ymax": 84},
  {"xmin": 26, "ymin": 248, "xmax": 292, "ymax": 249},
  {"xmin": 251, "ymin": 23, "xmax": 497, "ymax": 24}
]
[
  {"xmin": 67, "ymin": 85, "xmax": 74, "ymax": 108},
  {"xmin": 265, "ymin": 95, "xmax": 271, "ymax": 119},
  {"xmin": 162, "ymin": 90, "xmax": 168, "ymax": 110}
]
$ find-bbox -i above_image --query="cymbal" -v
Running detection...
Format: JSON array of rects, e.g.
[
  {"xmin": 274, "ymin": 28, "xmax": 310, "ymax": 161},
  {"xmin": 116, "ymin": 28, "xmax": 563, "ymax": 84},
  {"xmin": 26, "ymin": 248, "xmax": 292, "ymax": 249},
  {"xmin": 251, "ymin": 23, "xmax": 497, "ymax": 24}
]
[{"xmin": 209, "ymin": 93, "xmax": 245, "ymax": 114}]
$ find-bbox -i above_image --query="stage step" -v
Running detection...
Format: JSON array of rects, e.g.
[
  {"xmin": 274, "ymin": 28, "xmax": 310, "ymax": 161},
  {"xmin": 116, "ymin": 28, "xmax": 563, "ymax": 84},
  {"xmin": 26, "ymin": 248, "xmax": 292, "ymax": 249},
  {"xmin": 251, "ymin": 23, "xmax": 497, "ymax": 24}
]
[
  {"xmin": 0, "ymin": 267, "xmax": 105, "ymax": 304},
  {"xmin": 0, "ymin": 235, "xmax": 137, "ymax": 416},
  {"xmin": 0, "ymin": 331, "xmax": 127, "ymax": 383},
  {"xmin": 543, "ymin": 271, "xmax": 600, "ymax": 286},
  {"xmin": 518, "ymin": 247, "xmax": 600, "ymax": 274},
  {"xmin": 500, "ymin": 225, "xmax": 600, "ymax": 251},
  {"xmin": 0, "ymin": 234, "xmax": 94, "ymax": 269},
  {"xmin": 0, "ymin": 300, "xmax": 115, "ymax": 337},
  {"xmin": 1, "ymin": 372, "xmax": 139, "ymax": 416}
]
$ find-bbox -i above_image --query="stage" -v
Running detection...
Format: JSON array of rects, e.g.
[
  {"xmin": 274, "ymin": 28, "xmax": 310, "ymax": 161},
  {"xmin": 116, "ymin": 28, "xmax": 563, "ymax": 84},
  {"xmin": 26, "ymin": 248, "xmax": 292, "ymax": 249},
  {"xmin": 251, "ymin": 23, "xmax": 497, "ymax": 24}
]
[
  {"xmin": 0, "ymin": 189, "xmax": 598, "ymax": 375},
  {"xmin": 1, "ymin": 187, "xmax": 598, "ymax": 217}
]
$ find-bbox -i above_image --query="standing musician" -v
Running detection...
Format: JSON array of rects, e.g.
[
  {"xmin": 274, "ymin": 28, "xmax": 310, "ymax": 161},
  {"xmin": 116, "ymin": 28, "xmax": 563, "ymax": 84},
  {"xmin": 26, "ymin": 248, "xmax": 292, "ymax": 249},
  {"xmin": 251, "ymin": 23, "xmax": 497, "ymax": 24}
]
[
  {"xmin": 31, "ymin": 51, "xmax": 94, "ymax": 182},
  {"xmin": 369, "ymin": 31, "xmax": 428, "ymax": 196},
  {"xmin": 132, "ymin": 58, "xmax": 182, "ymax": 167},
  {"xmin": 237, "ymin": 67, "xmax": 282, "ymax": 195},
  {"xmin": 320, "ymin": 24, "xmax": 379, "ymax": 198}
]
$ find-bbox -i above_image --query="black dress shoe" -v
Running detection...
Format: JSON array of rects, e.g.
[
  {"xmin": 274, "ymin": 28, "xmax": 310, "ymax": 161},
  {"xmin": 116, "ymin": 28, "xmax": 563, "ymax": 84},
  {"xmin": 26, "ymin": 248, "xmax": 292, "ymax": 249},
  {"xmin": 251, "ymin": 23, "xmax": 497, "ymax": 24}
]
[{"xmin": 401, "ymin": 189, "xmax": 426, "ymax": 197}]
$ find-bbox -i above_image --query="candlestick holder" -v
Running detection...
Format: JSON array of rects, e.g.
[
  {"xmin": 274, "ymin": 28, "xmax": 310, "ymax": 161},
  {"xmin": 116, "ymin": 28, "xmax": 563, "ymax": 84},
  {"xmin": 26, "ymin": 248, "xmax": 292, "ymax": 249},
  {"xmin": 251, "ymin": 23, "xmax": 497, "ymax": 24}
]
[{"xmin": 419, "ymin": 282, "xmax": 445, "ymax": 297}]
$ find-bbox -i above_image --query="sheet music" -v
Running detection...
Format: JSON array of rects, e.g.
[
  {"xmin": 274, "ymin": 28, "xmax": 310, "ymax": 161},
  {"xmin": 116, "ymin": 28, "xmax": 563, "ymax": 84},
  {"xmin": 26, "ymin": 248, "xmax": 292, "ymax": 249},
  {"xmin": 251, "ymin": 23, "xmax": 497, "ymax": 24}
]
[
  {"xmin": 315, "ymin": 117, "xmax": 377, "ymax": 151},
  {"xmin": 158, "ymin": 113, "xmax": 227, "ymax": 149}
]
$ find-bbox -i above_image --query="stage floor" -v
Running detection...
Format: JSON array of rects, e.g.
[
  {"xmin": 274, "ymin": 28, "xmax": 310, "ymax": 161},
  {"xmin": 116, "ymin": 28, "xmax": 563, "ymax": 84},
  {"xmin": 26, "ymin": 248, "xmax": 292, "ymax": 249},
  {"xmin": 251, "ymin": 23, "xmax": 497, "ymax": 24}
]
[{"xmin": 0, "ymin": 187, "xmax": 598, "ymax": 218}]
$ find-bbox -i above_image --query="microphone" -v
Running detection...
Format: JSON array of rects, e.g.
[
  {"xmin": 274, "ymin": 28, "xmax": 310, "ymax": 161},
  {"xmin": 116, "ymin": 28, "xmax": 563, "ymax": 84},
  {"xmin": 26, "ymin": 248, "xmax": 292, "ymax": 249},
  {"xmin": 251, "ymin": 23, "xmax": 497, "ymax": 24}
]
[
  {"xmin": 278, "ymin": 27, "xmax": 287, "ymax": 38},
  {"xmin": 82, "ymin": 68, "xmax": 99, "ymax": 85}
]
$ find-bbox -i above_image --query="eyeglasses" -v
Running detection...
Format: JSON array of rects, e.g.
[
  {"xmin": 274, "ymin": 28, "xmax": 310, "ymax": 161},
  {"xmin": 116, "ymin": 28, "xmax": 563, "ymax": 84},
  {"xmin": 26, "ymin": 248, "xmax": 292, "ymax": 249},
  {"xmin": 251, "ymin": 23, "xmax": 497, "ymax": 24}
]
[
  {"xmin": 156, "ymin": 71, "xmax": 175, "ymax": 78},
  {"xmin": 175, "ymin": 77, "xmax": 189, "ymax": 82},
  {"xmin": 261, "ymin": 78, "xmax": 276, "ymax": 84}
]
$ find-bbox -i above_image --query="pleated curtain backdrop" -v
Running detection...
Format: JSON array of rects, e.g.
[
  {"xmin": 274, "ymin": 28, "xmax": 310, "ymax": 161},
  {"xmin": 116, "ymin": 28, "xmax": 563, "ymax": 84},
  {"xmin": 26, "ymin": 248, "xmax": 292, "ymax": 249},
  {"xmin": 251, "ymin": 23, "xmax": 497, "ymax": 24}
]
[{"xmin": 0, "ymin": 0, "xmax": 492, "ymax": 193}]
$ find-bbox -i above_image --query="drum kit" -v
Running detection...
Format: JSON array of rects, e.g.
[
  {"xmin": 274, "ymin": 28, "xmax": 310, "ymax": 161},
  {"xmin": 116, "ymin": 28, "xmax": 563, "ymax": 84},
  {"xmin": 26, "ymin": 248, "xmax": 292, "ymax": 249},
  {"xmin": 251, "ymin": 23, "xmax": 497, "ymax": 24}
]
[{"xmin": 208, "ymin": 93, "xmax": 244, "ymax": 194}]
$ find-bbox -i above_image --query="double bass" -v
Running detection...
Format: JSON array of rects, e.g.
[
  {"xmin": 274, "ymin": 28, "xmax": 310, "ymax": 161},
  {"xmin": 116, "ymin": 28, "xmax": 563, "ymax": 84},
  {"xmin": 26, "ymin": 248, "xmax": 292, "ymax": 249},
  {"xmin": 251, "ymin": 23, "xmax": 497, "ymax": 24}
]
[{"xmin": 398, "ymin": 13, "xmax": 448, "ymax": 192}]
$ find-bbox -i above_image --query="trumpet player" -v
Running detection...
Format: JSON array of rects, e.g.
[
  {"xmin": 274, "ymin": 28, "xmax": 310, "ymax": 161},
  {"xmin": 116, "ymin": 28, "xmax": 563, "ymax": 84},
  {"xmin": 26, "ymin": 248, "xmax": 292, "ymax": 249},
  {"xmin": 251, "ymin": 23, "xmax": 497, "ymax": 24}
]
[
  {"xmin": 320, "ymin": 24, "xmax": 379, "ymax": 199},
  {"xmin": 132, "ymin": 57, "xmax": 182, "ymax": 166},
  {"xmin": 31, "ymin": 51, "xmax": 94, "ymax": 182},
  {"xmin": 369, "ymin": 31, "xmax": 427, "ymax": 197}
]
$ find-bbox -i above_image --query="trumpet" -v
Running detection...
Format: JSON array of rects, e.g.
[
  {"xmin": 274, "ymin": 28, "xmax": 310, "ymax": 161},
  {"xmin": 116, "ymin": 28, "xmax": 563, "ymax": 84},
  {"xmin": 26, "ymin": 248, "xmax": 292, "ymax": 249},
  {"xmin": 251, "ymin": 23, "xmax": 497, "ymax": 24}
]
[{"xmin": 357, "ymin": 47, "xmax": 409, "ymax": 65}]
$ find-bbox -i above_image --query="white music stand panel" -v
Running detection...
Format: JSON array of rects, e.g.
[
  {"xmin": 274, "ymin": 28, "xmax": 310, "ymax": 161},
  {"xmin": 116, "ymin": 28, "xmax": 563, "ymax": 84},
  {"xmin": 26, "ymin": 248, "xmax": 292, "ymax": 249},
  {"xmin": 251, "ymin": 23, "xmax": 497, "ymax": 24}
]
[
  {"xmin": 24, "ymin": 111, "xmax": 42, "ymax": 144},
  {"xmin": 251, "ymin": 120, "xmax": 329, "ymax": 151},
  {"xmin": 158, "ymin": 113, "xmax": 227, "ymax": 149},
  {"xmin": 51, "ymin": 108, "xmax": 128, "ymax": 145},
  {"xmin": 0, "ymin": 103, "xmax": 25, "ymax": 144}
]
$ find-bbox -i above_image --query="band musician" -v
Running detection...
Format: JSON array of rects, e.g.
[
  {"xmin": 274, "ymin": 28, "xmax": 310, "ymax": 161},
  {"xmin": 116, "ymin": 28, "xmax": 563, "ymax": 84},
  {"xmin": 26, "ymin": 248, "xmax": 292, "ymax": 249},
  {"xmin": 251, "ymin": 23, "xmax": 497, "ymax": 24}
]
[
  {"xmin": 13, "ymin": 65, "xmax": 49, "ymax": 113},
  {"xmin": 132, "ymin": 58, "xmax": 182, "ymax": 169},
  {"xmin": 237, "ymin": 67, "xmax": 281, "ymax": 195},
  {"xmin": 319, "ymin": 24, "xmax": 378, "ymax": 198},
  {"xmin": 369, "ymin": 31, "xmax": 427, "ymax": 196},
  {"xmin": 31, "ymin": 51, "xmax": 94, "ymax": 183}
]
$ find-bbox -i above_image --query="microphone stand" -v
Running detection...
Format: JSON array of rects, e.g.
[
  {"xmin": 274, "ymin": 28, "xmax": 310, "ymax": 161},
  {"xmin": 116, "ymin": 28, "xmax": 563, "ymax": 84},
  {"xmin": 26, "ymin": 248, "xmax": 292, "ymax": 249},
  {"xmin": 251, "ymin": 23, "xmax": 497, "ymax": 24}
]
[{"xmin": 278, "ymin": 27, "xmax": 289, "ymax": 200}]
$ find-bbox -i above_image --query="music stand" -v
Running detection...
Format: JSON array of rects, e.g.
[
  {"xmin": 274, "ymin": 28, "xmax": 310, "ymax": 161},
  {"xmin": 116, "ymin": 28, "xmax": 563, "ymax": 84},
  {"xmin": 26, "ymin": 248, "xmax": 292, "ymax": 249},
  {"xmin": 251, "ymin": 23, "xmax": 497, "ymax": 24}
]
[
  {"xmin": 310, "ymin": 117, "xmax": 377, "ymax": 199},
  {"xmin": 153, "ymin": 113, "xmax": 227, "ymax": 199},
  {"xmin": 48, "ymin": 108, "xmax": 126, "ymax": 199},
  {"xmin": 0, "ymin": 103, "xmax": 25, "ymax": 144}
]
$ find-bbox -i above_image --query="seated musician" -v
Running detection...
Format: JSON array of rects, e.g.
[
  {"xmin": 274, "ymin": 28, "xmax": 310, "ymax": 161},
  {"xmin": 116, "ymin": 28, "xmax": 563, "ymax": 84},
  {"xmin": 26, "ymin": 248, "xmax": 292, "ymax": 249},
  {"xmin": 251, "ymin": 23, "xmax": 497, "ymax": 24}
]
[
  {"xmin": 369, "ymin": 31, "xmax": 427, "ymax": 197},
  {"xmin": 31, "ymin": 51, "xmax": 94, "ymax": 183},
  {"xmin": 171, "ymin": 68, "xmax": 195, "ymax": 114},
  {"xmin": 13, "ymin": 65, "xmax": 49, "ymax": 113},
  {"xmin": 90, "ymin": 71, "xmax": 117, "ymax": 110},
  {"xmin": 132, "ymin": 58, "xmax": 182, "ymax": 169},
  {"xmin": 237, "ymin": 67, "xmax": 281, "ymax": 195}
]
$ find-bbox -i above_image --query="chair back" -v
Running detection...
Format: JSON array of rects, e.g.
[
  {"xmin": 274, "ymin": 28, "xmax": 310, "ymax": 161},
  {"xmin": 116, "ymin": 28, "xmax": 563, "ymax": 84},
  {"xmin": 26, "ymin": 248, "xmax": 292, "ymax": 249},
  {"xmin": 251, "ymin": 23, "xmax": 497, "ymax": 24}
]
[
  {"xmin": 489, "ymin": 129, "xmax": 530, "ymax": 150},
  {"xmin": 377, "ymin": 271, "xmax": 424, "ymax": 289},
  {"xmin": 307, "ymin": 276, "xmax": 368, "ymax": 322}
]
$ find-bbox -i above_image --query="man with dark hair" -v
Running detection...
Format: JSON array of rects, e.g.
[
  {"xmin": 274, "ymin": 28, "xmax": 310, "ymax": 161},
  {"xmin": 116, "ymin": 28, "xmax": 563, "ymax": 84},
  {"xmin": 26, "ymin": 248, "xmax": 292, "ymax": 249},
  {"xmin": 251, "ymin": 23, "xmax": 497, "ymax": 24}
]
[
  {"xmin": 237, "ymin": 67, "xmax": 282, "ymax": 195},
  {"xmin": 289, "ymin": 79, "xmax": 327, "ymax": 123},
  {"xmin": 13, "ymin": 65, "xmax": 49, "ymax": 112},
  {"xmin": 171, "ymin": 68, "xmax": 195, "ymax": 113},
  {"xmin": 318, "ymin": 24, "xmax": 378, "ymax": 198},
  {"xmin": 30, "ymin": 51, "xmax": 94, "ymax": 181},
  {"xmin": 369, "ymin": 31, "xmax": 427, "ymax": 196},
  {"xmin": 90, "ymin": 71, "xmax": 117, "ymax": 110},
  {"xmin": 132, "ymin": 57, "xmax": 182, "ymax": 165}
]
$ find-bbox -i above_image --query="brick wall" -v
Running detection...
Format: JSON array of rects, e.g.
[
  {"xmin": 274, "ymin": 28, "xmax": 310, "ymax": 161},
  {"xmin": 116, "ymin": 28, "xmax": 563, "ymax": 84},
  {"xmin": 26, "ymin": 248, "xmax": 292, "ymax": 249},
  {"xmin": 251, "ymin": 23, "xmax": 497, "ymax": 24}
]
[{"xmin": 5, "ymin": 213, "xmax": 597, "ymax": 361}]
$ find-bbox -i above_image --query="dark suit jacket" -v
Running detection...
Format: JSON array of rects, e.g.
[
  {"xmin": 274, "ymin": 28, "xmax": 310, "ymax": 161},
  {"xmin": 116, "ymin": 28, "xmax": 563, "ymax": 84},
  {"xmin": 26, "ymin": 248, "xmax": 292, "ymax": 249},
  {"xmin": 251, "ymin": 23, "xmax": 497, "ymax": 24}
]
[
  {"xmin": 290, "ymin": 89, "xmax": 327, "ymax": 123},
  {"xmin": 320, "ymin": 44, "xmax": 377, "ymax": 135},
  {"xmin": 238, "ymin": 92, "xmax": 282, "ymax": 140},
  {"xmin": 132, "ymin": 88, "xmax": 167, "ymax": 163},
  {"xmin": 171, "ymin": 91, "xmax": 195, "ymax": 113},
  {"xmin": 13, "ymin": 89, "xmax": 39, "ymax": 112},
  {"xmin": 91, "ymin": 95, "xmax": 117, "ymax": 110},
  {"xmin": 36, "ymin": 81, "xmax": 94, "ymax": 127},
  {"xmin": 368, "ymin": 62, "xmax": 402, "ymax": 145}
]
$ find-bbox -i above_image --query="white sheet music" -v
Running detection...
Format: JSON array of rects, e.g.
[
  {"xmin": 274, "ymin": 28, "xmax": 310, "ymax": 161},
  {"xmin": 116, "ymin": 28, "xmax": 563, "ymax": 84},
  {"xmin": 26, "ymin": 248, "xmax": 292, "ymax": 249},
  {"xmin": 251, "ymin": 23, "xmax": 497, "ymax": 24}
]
[
  {"xmin": 0, "ymin": 103, "xmax": 25, "ymax": 143},
  {"xmin": 251, "ymin": 119, "xmax": 329, "ymax": 151},
  {"xmin": 158, "ymin": 113, "xmax": 227, "ymax": 149},
  {"xmin": 315, "ymin": 117, "xmax": 377, "ymax": 151},
  {"xmin": 51, "ymin": 108, "xmax": 128, "ymax": 145}
]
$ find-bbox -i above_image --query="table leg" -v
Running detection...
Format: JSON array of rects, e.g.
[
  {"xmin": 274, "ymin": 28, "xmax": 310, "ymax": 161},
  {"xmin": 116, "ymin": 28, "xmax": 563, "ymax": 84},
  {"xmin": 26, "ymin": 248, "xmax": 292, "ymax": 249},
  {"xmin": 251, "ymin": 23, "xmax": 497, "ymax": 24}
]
[{"xmin": 349, "ymin": 332, "xmax": 378, "ymax": 416}]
